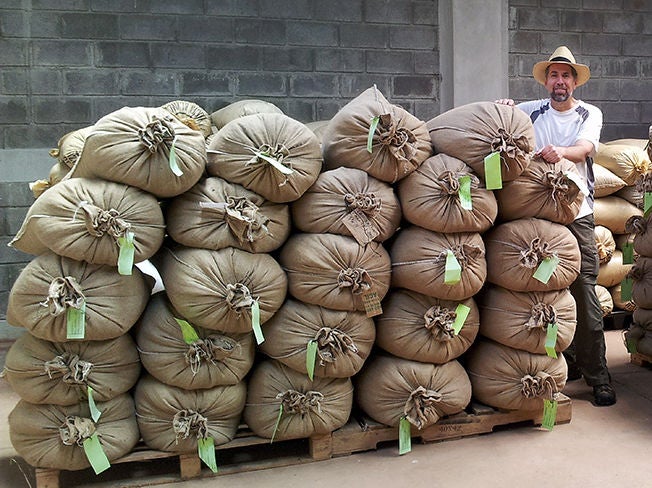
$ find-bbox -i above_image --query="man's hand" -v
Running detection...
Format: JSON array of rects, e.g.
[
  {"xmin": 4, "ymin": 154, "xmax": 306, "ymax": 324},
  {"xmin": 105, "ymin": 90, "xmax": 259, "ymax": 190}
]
[
  {"xmin": 494, "ymin": 99, "xmax": 515, "ymax": 106},
  {"xmin": 537, "ymin": 144, "xmax": 564, "ymax": 163}
]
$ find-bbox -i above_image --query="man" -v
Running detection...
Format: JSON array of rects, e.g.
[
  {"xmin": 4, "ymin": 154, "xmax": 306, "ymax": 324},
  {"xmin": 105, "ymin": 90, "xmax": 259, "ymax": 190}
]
[{"xmin": 496, "ymin": 46, "xmax": 616, "ymax": 406}]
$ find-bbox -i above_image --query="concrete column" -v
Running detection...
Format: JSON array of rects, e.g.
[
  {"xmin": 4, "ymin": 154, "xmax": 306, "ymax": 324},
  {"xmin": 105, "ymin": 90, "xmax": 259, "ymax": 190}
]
[{"xmin": 439, "ymin": 0, "xmax": 509, "ymax": 111}]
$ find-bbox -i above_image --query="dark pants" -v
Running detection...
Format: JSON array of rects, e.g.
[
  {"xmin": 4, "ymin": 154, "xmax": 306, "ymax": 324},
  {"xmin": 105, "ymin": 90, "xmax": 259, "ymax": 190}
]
[{"xmin": 564, "ymin": 214, "xmax": 611, "ymax": 386}]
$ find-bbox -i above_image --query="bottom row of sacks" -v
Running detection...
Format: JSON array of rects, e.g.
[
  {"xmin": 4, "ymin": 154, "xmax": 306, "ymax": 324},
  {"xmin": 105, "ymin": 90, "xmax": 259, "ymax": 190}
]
[{"xmin": 7, "ymin": 334, "xmax": 568, "ymax": 472}]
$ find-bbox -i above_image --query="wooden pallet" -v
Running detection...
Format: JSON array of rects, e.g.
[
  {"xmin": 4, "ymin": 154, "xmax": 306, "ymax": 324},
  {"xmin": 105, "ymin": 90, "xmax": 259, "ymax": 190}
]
[
  {"xmin": 630, "ymin": 352, "xmax": 652, "ymax": 368},
  {"xmin": 32, "ymin": 395, "xmax": 571, "ymax": 488}
]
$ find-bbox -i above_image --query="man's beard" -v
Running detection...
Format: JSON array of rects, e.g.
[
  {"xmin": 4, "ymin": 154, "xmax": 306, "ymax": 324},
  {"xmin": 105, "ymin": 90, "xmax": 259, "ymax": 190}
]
[{"xmin": 551, "ymin": 89, "xmax": 571, "ymax": 102}]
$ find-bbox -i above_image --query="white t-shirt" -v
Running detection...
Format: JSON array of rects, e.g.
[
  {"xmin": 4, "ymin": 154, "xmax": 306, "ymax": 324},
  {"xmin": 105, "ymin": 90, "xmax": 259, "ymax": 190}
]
[{"xmin": 516, "ymin": 99, "xmax": 603, "ymax": 219}]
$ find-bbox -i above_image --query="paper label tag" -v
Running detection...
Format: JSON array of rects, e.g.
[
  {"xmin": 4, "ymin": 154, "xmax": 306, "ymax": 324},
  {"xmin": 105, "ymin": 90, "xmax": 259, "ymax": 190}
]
[
  {"xmin": 622, "ymin": 242, "xmax": 634, "ymax": 264},
  {"xmin": 87, "ymin": 386, "xmax": 102, "ymax": 423},
  {"xmin": 271, "ymin": 404, "xmax": 283, "ymax": 444},
  {"xmin": 620, "ymin": 277, "xmax": 633, "ymax": 301},
  {"xmin": 458, "ymin": 175, "xmax": 473, "ymax": 210},
  {"xmin": 533, "ymin": 255, "xmax": 559, "ymax": 284},
  {"xmin": 484, "ymin": 152, "xmax": 503, "ymax": 190},
  {"xmin": 367, "ymin": 116, "xmax": 380, "ymax": 153},
  {"xmin": 66, "ymin": 300, "xmax": 86, "ymax": 340},
  {"xmin": 251, "ymin": 300, "xmax": 264, "ymax": 345},
  {"xmin": 544, "ymin": 322, "xmax": 559, "ymax": 358},
  {"xmin": 398, "ymin": 417, "xmax": 412, "ymax": 455},
  {"xmin": 626, "ymin": 338, "xmax": 638, "ymax": 354},
  {"xmin": 306, "ymin": 340, "xmax": 318, "ymax": 381},
  {"xmin": 444, "ymin": 250, "xmax": 461, "ymax": 285},
  {"xmin": 83, "ymin": 433, "xmax": 111, "ymax": 475},
  {"xmin": 361, "ymin": 291, "xmax": 383, "ymax": 317},
  {"xmin": 452, "ymin": 303, "xmax": 470, "ymax": 335},
  {"xmin": 169, "ymin": 136, "xmax": 183, "ymax": 176},
  {"xmin": 541, "ymin": 399, "xmax": 558, "ymax": 431},
  {"xmin": 645, "ymin": 192, "xmax": 652, "ymax": 217},
  {"xmin": 117, "ymin": 231, "xmax": 135, "ymax": 276},
  {"xmin": 342, "ymin": 208, "xmax": 379, "ymax": 245},
  {"xmin": 175, "ymin": 318, "xmax": 200, "ymax": 344},
  {"xmin": 198, "ymin": 436, "xmax": 218, "ymax": 473}
]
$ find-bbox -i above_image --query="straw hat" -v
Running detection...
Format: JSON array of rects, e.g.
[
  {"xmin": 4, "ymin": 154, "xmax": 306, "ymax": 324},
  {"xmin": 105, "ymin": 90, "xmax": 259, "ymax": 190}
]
[{"xmin": 532, "ymin": 46, "xmax": 591, "ymax": 87}]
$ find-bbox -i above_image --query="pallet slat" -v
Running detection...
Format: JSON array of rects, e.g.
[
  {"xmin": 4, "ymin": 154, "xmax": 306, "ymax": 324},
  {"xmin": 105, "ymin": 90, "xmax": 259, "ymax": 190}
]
[{"xmin": 631, "ymin": 352, "xmax": 652, "ymax": 367}]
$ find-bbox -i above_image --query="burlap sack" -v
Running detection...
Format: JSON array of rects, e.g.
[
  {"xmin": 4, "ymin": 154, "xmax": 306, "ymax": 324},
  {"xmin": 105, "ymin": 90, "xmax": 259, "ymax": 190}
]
[
  {"xmin": 427, "ymin": 101, "xmax": 535, "ymax": 183},
  {"xmin": 135, "ymin": 374, "xmax": 246, "ymax": 452},
  {"xmin": 594, "ymin": 196, "xmax": 643, "ymax": 235},
  {"xmin": 243, "ymin": 359, "xmax": 353, "ymax": 440},
  {"xmin": 598, "ymin": 250, "xmax": 632, "ymax": 287},
  {"xmin": 374, "ymin": 288, "xmax": 479, "ymax": 364},
  {"xmin": 633, "ymin": 307, "xmax": 652, "ymax": 330},
  {"xmin": 625, "ymin": 214, "xmax": 652, "ymax": 258},
  {"xmin": 605, "ymin": 138, "xmax": 649, "ymax": 150},
  {"xmin": 72, "ymin": 106, "xmax": 207, "ymax": 198},
  {"xmin": 615, "ymin": 185, "xmax": 644, "ymax": 209},
  {"xmin": 30, "ymin": 162, "xmax": 72, "ymax": 199},
  {"xmin": 629, "ymin": 256, "xmax": 652, "ymax": 308},
  {"xmin": 305, "ymin": 120, "xmax": 330, "ymax": 144},
  {"xmin": 279, "ymin": 233, "xmax": 391, "ymax": 312},
  {"xmin": 258, "ymin": 298, "xmax": 375, "ymax": 378},
  {"xmin": 8, "ymin": 394, "xmax": 139, "ymax": 470},
  {"xmin": 49, "ymin": 125, "xmax": 94, "ymax": 168},
  {"xmin": 595, "ymin": 143, "xmax": 650, "ymax": 186},
  {"xmin": 595, "ymin": 225, "xmax": 616, "ymax": 264},
  {"xmin": 465, "ymin": 339, "xmax": 567, "ymax": 411},
  {"xmin": 321, "ymin": 85, "xmax": 432, "ymax": 183},
  {"xmin": 4, "ymin": 333, "xmax": 140, "ymax": 406},
  {"xmin": 6, "ymin": 252, "xmax": 150, "ymax": 342},
  {"xmin": 397, "ymin": 153, "xmax": 497, "ymax": 233},
  {"xmin": 496, "ymin": 157, "xmax": 584, "ymax": 225},
  {"xmin": 390, "ymin": 226, "xmax": 486, "ymax": 301},
  {"xmin": 609, "ymin": 283, "xmax": 636, "ymax": 312},
  {"xmin": 291, "ymin": 167, "xmax": 402, "ymax": 243},
  {"xmin": 206, "ymin": 113, "xmax": 322, "ymax": 203},
  {"xmin": 484, "ymin": 218, "xmax": 581, "ymax": 292},
  {"xmin": 354, "ymin": 354, "xmax": 471, "ymax": 429},
  {"xmin": 210, "ymin": 99, "xmax": 284, "ymax": 130},
  {"xmin": 624, "ymin": 323, "xmax": 650, "ymax": 354},
  {"xmin": 596, "ymin": 285, "xmax": 614, "ymax": 316},
  {"xmin": 165, "ymin": 176, "xmax": 291, "ymax": 253},
  {"xmin": 155, "ymin": 245, "xmax": 287, "ymax": 333},
  {"xmin": 594, "ymin": 163, "xmax": 627, "ymax": 198},
  {"xmin": 478, "ymin": 285, "xmax": 576, "ymax": 355},
  {"xmin": 9, "ymin": 178, "xmax": 166, "ymax": 268},
  {"xmin": 135, "ymin": 292, "xmax": 255, "ymax": 389},
  {"xmin": 161, "ymin": 100, "xmax": 212, "ymax": 137}
]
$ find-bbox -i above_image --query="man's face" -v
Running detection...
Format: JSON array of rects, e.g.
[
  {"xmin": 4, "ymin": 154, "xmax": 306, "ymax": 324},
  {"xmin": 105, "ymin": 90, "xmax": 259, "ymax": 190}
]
[{"xmin": 545, "ymin": 63, "xmax": 577, "ymax": 102}]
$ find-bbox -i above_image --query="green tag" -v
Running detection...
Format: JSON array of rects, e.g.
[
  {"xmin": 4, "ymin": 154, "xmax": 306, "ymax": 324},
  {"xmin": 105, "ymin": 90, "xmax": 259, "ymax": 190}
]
[
  {"xmin": 251, "ymin": 300, "xmax": 264, "ymax": 345},
  {"xmin": 620, "ymin": 277, "xmax": 633, "ymax": 301},
  {"xmin": 117, "ymin": 231, "xmax": 135, "ymax": 276},
  {"xmin": 198, "ymin": 436, "xmax": 218, "ymax": 473},
  {"xmin": 541, "ymin": 399, "xmax": 558, "ymax": 431},
  {"xmin": 87, "ymin": 386, "xmax": 101, "ymax": 423},
  {"xmin": 533, "ymin": 255, "xmax": 559, "ymax": 284},
  {"xmin": 458, "ymin": 175, "xmax": 473, "ymax": 210},
  {"xmin": 83, "ymin": 433, "xmax": 111, "ymax": 475},
  {"xmin": 306, "ymin": 340, "xmax": 318, "ymax": 381},
  {"xmin": 444, "ymin": 250, "xmax": 462, "ymax": 285},
  {"xmin": 367, "ymin": 116, "xmax": 380, "ymax": 153},
  {"xmin": 175, "ymin": 318, "xmax": 200, "ymax": 344},
  {"xmin": 645, "ymin": 192, "xmax": 652, "ymax": 217},
  {"xmin": 66, "ymin": 300, "xmax": 86, "ymax": 340},
  {"xmin": 452, "ymin": 303, "xmax": 470, "ymax": 335},
  {"xmin": 622, "ymin": 242, "xmax": 634, "ymax": 264},
  {"xmin": 544, "ymin": 322, "xmax": 559, "ymax": 358},
  {"xmin": 625, "ymin": 337, "xmax": 638, "ymax": 354},
  {"xmin": 271, "ymin": 404, "xmax": 283, "ymax": 444},
  {"xmin": 256, "ymin": 151, "xmax": 293, "ymax": 175},
  {"xmin": 484, "ymin": 152, "xmax": 503, "ymax": 190},
  {"xmin": 169, "ymin": 137, "xmax": 183, "ymax": 176},
  {"xmin": 398, "ymin": 417, "xmax": 411, "ymax": 455}
]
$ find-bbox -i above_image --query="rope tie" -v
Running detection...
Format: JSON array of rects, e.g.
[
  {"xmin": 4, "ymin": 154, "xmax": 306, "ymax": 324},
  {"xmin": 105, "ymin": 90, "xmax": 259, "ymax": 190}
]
[
  {"xmin": 185, "ymin": 335, "xmax": 237, "ymax": 375},
  {"xmin": 490, "ymin": 127, "xmax": 528, "ymax": 162},
  {"xmin": 225, "ymin": 196, "xmax": 270, "ymax": 243},
  {"xmin": 376, "ymin": 113, "xmax": 418, "ymax": 164},
  {"xmin": 545, "ymin": 171, "xmax": 580, "ymax": 206},
  {"xmin": 40, "ymin": 276, "xmax": 85, "ymax": 316},
  {"xmin": 59, "ymin": 416, "xmax": 96, "ymax": 446},
  {"xmin": 519, "ymin": 237, "xmax": 553, "ymax": 269},
  {"xmin": 76, "ymin": 201, "xmax": 131, "ymax": 239},
  {"xmin": 343, "ymin": 192, "xmax": 382, "ymax": 217},
  {"xmin": 423, "ymin": 306, "xmax": 456, "ymax": 341},
  {"xmin": 225, "ymin": 283, "xmax": 255, "ymax": 312},
  {"xmin": 526, "ymin": 302, "xmax": 558, "ymax": 330},
  {"xmin": 313, "ymin": 327, "xmax": 358, "ymax": 365},
  {"xmin": 403, "ymin": 386, "xmax": 443, "ymax": 430},
  {"xmin": 44, "ymin": 353, "xmax": 93, "ymax": 384},
  {"xmin": 337, "ymin": 267, "xmax": 372, "ymax": 295},
  {"xmin": 172, "ymin": 409, "xmax": 208, "ymax": 442},
  {"xmin": 275, "ymin": 390, "xmax": 324, "ymax": 416},
  {"xmin": 520, "ymin": 372, "xmax": 557, "ymax": 401},
  {"xmin": 138, "ymin": 116, "xmax": 175, "ymax": 153}
]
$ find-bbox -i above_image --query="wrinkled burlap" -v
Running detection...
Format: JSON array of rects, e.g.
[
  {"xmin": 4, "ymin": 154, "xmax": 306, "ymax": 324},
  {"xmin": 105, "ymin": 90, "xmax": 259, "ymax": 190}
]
[
  {"xmin": 478, "ymin": 285, "xmax": 576, "ymax": 355},
  {"xmin": 595, "ymin": 284, "xmax": 614, "ymax": 316},
  {"xmin": 594, "ymin": 163, "xmax": 626, "ymax": 198},
  {"xmin": 135, "ymin": 292, "xmax": 255, "ymax": 389},
  {"xmin": 427, "ymin": 101, "xmax": 535, "ymax": 183},
  {"xmin": 354, "ymin": 354, "xmax": 471, "ymax": 429},
  {"xmin": 4, "ymin": 332, "xmax": 140, "ymax": 405},
  {"xmin": 161, "ymin": 100, "xmax": 212, "ymax": 137},
  {"xmin": 496, "ymin": 157, "xmax": 584, "ymax": 225},
  {"xmin": 598, "ymin": 250, "xmax": 632, "ymax": 287},
  {"xmin": 210, "ymin": 99, "xmax": 284, "ymax": 130},
  {"xmin": 397, "ymin": 153, "xmax": 497, "ymax": 233},
  {"xmin": 595, "ymin": 143, "xmax": 650, "ymax": 186},
  {"xmin": 258, "ymin": 298, "xmax": 375, "ymax": 378},
  {"xmin": 321, "ymin": 86, "xmax": 432, "ymax": 183},
  {"xmin": 279, "ymin": 233, "xmax": 391, "ymax": 312},
  {"xmin": 633, "ymin": 307, "xmax": 652, "ymax": 330},
  {"xmin": 291, "ymin": 167, "xmax": 402, "ymax": 243},
  {"xmin": 374, "ymin": 288, "xmax": 479, "ymax": 364},
  {"xmin": 615, "ymin": 185, "xmax": 644, "ymax": 209},
  {"xmin": 8, "ymin": 394, "xmax": 138, "ymax": 470},
  {"xmin": 594, "ymin": 196, "xmax": 643, "ymax": 235},
  {"xmin": 155, "ymin": 245, "xmax": 287, "ymax": 333},
  {"xmin": 625, "ymin": 212, "xmax": 652, "ymax": 258},
  {"xmin": 206, "ymin": 113, "xmax": 322, "ymax": 203},
  {"xmin": 9, "ymin": 178, "xmax": 165, "ymax": 267},
  {"xmin": 243, "ymin": 359, "xmax": 353, "ymax": 440},
  {"xmin": 135, "ymin": 375, "xmax": 245, "ymax": 452},
  {"xmin": 72, "ymin": 106, "xmax": 207, "ymax": 198},
  {"xmin": 390, "ymin": 226, "xmax": 486, "ymax": 301},
  {"xmin": 595, "ymin": 225, "xmax": 616, "ymax": 264},
  {"xmin": 629, "ymin": 256, "xmax": 652, "ymax": 308},
  {"xmin": 465, "ymin": 339, "xmax": 567, "ymax": 411},
  {"xmin": 7, "ymin": 252, "xmax": 150, "ymax": 342},
  {"xmin": 484, "ymin": 218, "xmax": 581, "ymax": 292},
  {"xmin": 166, "ymin": 176, "xmax": 291, "ymax": 253}
]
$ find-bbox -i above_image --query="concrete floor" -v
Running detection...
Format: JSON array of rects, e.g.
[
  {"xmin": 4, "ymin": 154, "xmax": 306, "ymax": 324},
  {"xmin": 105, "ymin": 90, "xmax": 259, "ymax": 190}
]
[{"xmin": 1, "ymin": 329, "xmax": 651, "ymax": 488}]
